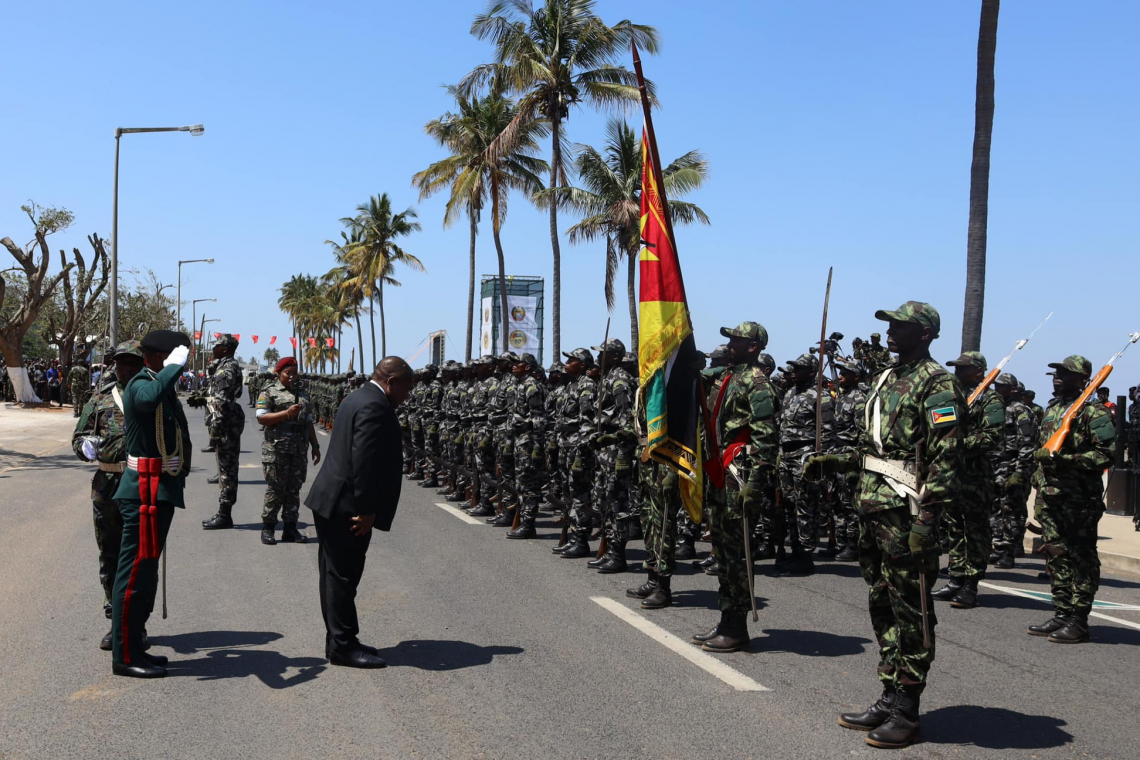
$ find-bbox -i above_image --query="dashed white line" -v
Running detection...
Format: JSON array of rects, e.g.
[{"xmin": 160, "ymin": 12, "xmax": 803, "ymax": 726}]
[
  {"xmin": 978, "ymin": 581, "xmax": 1140, "ymax": 631},
  {"xmin": 591, "ymin": 596, "xmax": 769, "ymax": 692},
  {"xmin": 434, "ymin": 502, "xmax": 485, "ymax": 525}
]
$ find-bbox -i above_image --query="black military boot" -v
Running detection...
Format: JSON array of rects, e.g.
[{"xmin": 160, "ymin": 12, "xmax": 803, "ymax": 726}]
[
  {"xmin": 113, "ymin": 661, "xmax": 167, "ymax": 679},
  {"xmin": 675, "ymin": 537, "xmax": 696, "ymax": 560},
  {"xmin": 701, "ymin": 611, "xmax": 749, "ymax": 653},
  {"xmin": 419, "ymin": 473, "xmax": 439, "ymax": 488},
  {"xmin": 100, "ymin": 630, "xmax": 113, "ymax": 651},
  {"xmin": 691, "ymin": 611, "xmax": 729, "ymax": 645},
  {"xmin": 779, "ymin": 550, "xmax": 814, "ymax": 576},
  {"xmin": 835, "ymin": 545, "xmax": 860, "ymax": 562},
  {"xmin": 1048, "ymin": 616, "xmax": 1090, "ymax": 644},
  {"xmin": 865, "ymin": 685, "xmax": 921, "ymax": 749},
  {"xmin": 698, "ymin": 554, "xmax": 717, "ymax": 569},
  {"xmin": 702, "ymin": 557, "xmax": 719, "ymax": 575},
  {"xmin": 201, "ymin": 444, "xmax": 216, "ymax": 453},
  {"xmin": 626, "ymin": 569, "xmax": 659, "ymax": 599},
  {"xmin": 407, "ymin": 470, "xmax": 425, "ymax": 481},
  {"xmin": 1027, "ymin": 615, "xmax": 1068, "ymax": 637},
  {"xmin": 202, "ymin": 505, "xmax": 234, "ymax": 530},
  {"xmin": 446, "ymin": 490, "xmax": 467, "ymax": 503},
  {"xmin": 597, "ymin": 542, "xmax": 628, "ymax": 574},
  {"xmin": 506, "ymin": 516, "xmax": 537, "ymax": 539},
  {"xmin": 206, "ymin": 473, "xmax": 220, "ymax": 484},
  {"xmin": 468, "ymin": 503, "xmax": 496, "ymax": 517},
  {"xmin": 641, "ymin": 575, "xmax": 672, "ymax": 609},
  {"xmin": 560, "ymin": 537, "xmax": 592, "ymax": 559},
  {"xmin": 839, "ymin": 683, "xmax": 896, "ymax": 731},
  {"xmin": 587, "ymin": 552, "xmax": 608, "ymax": 568},
  {"xmin": 949, "ymin": 578, "xmax": 978, "ymax": 609},
  {"xmin": 280, "ymin": 523, "xmax": 305, "ymax": 543},
  {"xmin": 261, "ymin": 522, "xmax": 277, "ymax": 545},
  {"xmin": 489, "ymin": 508, "xmax": 515, "ymax": 527},
  {"xmin": 994, "ymin": 548, "xmax": 1015, "ymax": 569},
  {"xmin": 755, "ymin": 542, "xmax": 777, "ymax": 561},
  {"xmin": 931, "ymin": 578, "xmax": 962, "ymax": 601}
]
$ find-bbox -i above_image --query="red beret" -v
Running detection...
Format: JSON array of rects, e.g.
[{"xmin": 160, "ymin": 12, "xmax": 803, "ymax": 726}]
[{"xmin": 275, "ymin": 357, "xmax": 297, "ymax": 373}]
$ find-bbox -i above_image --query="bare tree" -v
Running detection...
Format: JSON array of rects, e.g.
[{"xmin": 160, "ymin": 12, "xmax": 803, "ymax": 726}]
[
  {"xmin": 0, "ymin": 203, "xmax": 76, "ymax": 402},
  {"xmin": 42, "ymin": 233, "xmax": 111, "ymax": 369}
]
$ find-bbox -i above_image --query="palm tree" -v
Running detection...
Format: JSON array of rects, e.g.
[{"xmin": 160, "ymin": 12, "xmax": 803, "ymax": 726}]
[
  {"xmin": 277, "ymin": 274, "xmax": 320, "ymax": 372},
  {"xmin": 536, "ymin": 118, "xmax": 709, "ymax": 354},
  {"xmin": 341, "ymin": 194, "xmax": 423, "ymax": 363},
  {"xmin": 464, "ymin": 0, "xmax": 660, "ymax": 358},
  {"xmin": 962, "ymin": 0, "xmax": 1000, "ymax": 352},
  {"xmin": 325, "ymin": 229, "xmax": 369, "ymax": 373},
  {"xmin": 413, "ymin": 86, "xmax": 548, "ymax": 358}
]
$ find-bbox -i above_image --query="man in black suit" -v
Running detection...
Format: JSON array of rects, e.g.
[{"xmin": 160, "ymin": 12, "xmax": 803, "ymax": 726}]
[{"xmin": 305, "ymin": 357, "xmax": 414, "ymax": 668}]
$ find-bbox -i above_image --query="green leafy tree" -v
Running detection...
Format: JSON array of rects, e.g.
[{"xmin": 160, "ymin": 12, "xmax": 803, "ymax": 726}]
[{"xmin": 263, "ymin": 346, "xmax": 280, "ymax": 365}]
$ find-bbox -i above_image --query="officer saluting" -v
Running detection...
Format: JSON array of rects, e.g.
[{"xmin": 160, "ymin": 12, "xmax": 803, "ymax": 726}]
[{"xmin": 109, "ymin": 330, "xmax": 193, "ymax": 679}]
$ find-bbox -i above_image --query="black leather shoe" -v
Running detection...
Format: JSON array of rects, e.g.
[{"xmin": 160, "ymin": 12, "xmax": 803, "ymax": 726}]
[
  {"xmin": 113, "ymin": 661, "xmax": 167, "ymax": 679},
  {"xmin": 865, "ymin": 687, "xmax": 921, "ymax": 749},
  {"xmin": 468, "ymin": 504, "xmax": 495, "ymax": 517},
  {"xmin": 698, "ymin": 554, "xmax": 717, "ymax": 569},
  {"xmin": 261, "ymin": 525, "xmax": 276, "ymax": 545},
  {"xmin": 994, "ymin": 551, "xmax": 1014, "ymax": 569},
  {"xmin": 436, "ymin": 486, "xmax": 452, "ymax": 495},
  {"xmin": 702, "ymin": 558, "xmax": 719, "ymax": 576},
  {"xmin": 949, "ymin": 580, "xmax": 978, "ymax": 609},
  {"xmin": 560, "ymin": 541, "xmax": 591, "ymax": 559},
  {"xmin": 701, "ymin": 613, "xmax": 749, "ymax": 653},
  {"xmin": 641, "ymin": 578, "xmax": 672, "ymax": 609},
  {"xmin": 201, "ymin": 445, "xmax": 216, "ymax": 453},
  {"xmin": 1028, "ymin": 616, "xmax": 1067, "ymax": 637},
  {"xmin": 143, "ymin": 653, "xmax": 169, "ymax": 666},
  {"xmin": 691, "ymin": 611, "xmax": 729, "ymax": 644},
  {"xmin": 586, "ymin": 554, "xmax": 608, "ymax": 568},
  {"xmin": 552, "ymin": 541, "xmax": 570, "ymax": 554},
  {"xmin": 839, "ymin": 685, "xmax": 896, "ymax": 731},
  {"xmin": 506, "ymin": 525, "xmax": 536, "ymax": 539},
  {"xmin": 675, "ymin": 541, "xmax": 696, "ymax": 560},
  {"xmin": 280, "ymin": 523, "xmax": 305, "ymax": 543},
  {"xmin": 1048, "ymin": 617, "xmax": 1089, "ymax": 644},
  {"xmin": 755, "ymin": 543, "xmax": 777, "ymax": 561},
  {"xmin": 835, "ymin": 546, "xmax": 859, "ymax": 562},
  {"xmin": 419, "ymin": 479, "xmax": 439, "ymax": 489},
  {"xmin": 407, "ymin": 472, "xmax": 425, "ymax": 481},
  {"xmin": 778, "ymin": 554, "xmax": 814, "ymax": 576},
  {"xmin": 206, "ymin": 474, "xmax": 220, "ymax": 484},
  {"xmin": 597, "ymin": 556, "xmax": 628, "ymax": 574},
  {"xmin": 202, "ymin": 513, "xmax": 234, "ymax": 530},
  {"xmin": 626, "ymin": 571, "xmax": 659, "ymax": 599},
  {"xmin": 447, "ymin": 492, "xmax": 467, "ymax": 503},
  {"xmin": 932, "ymin": 579, "xmax": 962, "ymax": 601},
  {"xmin": 328, "ymin": 648, "xmax": 387, "ymax": 669},
  {"xmin": 489, "ymin": 511, "xmax": 514, "ymax": 527},
  {"xmin": 100, "ymin": 630, "xmax": 113, "ymax": 651}
]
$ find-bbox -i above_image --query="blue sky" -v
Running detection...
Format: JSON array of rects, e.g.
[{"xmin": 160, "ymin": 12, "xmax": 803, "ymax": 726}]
[{"xmin": 2, "ymin": 1, "xmax": 1137, "ymax": 399}]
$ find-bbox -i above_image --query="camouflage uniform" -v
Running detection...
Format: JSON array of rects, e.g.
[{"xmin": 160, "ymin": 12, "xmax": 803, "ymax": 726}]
[
  {"xmin": 560, "ymin": 360, "xmax": 597, "ymax": 547},
  {"xmin": 859, "ymin": 336, "xmax": 893, "ymax": 377},
  {"xmin": 641, "ymin": 459, "xmax": 683, "ymax": 577},
  {"xmin": 991, "ymin": 373, "xmax": 1037, "ymax": 558},
  {"xmin": 511, "ymin": 356, "xmax": 548, "ymax": 529},
  {"xmin": 852, "ymin": 302, "xmax": 963, "ymax": 692},
  {"xmin": 1033, "ymin": 356, "xmax": 1115, "ymax": 631},
  {"xmin": 421, "ymin": 372, "xmax": 445, "ymax": 485},
  {"xmin": 592, "ymin": 350, "xmax": 636, "ymax": 548},
  {"xmin": 544, "ymin": 366, "xmax": 568, "ymax": 509},
  {"xmin": 832, "ymin": 366, "xmax": 868, "ymax": 554},
  {"xmin": 470, "ymin": 365, "xmax": 498, "ymax": 511},
  {"xmin": 257, "ymin": 378, "xmax": 313, "ymax": 526},
  {"xmin": 68, "ymin": 363, "xmax": 91, "ymax": 417},
  {"xmin": 491, "ymin": 359, "xmax": 519, "ymax": 503},
  {"xmin": 209, "ymin": 347, "xmax": 246, "ymax": 511},
  {"xmin": 409, "ymin": 372, "xmax": 429, "ymax": 477}
]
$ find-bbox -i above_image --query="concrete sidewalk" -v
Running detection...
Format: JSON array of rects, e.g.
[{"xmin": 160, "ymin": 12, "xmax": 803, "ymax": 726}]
[
  {"xmin": 0, "ymin": 403, "xmax": 79, "ymax": 474},
  {"xmin": 1024, "ymin": 511, "xmax": 1140, "ymax": 578}
]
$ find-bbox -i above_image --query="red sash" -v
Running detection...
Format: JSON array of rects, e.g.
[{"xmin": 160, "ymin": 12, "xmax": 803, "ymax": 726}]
[{"xmin": 136, "ymin": 458, "xmax": 162, "ymax": 559}]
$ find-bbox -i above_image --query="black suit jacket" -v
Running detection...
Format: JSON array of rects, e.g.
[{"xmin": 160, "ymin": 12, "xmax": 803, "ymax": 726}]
[{"xmin": 304, "ymin": 382, "xmax": 403, "ymax": 531}]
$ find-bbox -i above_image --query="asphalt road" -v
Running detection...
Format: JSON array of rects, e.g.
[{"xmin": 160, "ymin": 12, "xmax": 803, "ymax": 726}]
[{"xmin": 2, "ymin": 399, "xmax": 1139, "ymax": 760}]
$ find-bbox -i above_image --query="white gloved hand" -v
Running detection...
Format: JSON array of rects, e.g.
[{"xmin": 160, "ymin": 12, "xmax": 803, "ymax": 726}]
[
  {"xmin": 164, "ymin": 344, "xmax": 191, "ymax": 367},
  {"xmin": 81, "ymin": 438, "xmax": 98, "ymax": 461}
]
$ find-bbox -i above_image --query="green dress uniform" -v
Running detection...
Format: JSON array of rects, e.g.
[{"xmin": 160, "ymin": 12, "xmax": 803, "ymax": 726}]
[{"xmin": 110, "ymin": 362, "xmax": 192, "ymax": 668}]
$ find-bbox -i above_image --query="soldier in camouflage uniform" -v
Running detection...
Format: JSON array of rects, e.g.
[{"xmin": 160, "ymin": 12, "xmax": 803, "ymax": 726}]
[
  {"xmin": 68, "ymin": 358, "xmax": 91, "ymax": 417},
  {"xmin": 407, "ymin": 367, "xmax": 430, "ymax": 480},
  {"xmin": 989, "ymin": 373, "xmax": 1037, "ymax": 567},
  {"xmin": 488, "ymin": 353, "xmax": 520, "ymax": 526},
  {"xmin": 434, "ymin": 363, "xmax": 459, "ymax": 495},
  {"xmin": 831, "ymin": 358, "xmax": 868, "ymax": 562},
  {"xmin": 931, "ymin": 351, "xmax": 1002, "ymax": 609},
  {"xmin": 812, "ymin": 301, "xmax": 963, "ymax": 750},
  {"xmin": 859, "ymin": 333, "xmax": 893, "ymax": 377},
  {"xmin": 691, "ymin": 322, "xmax": 778, "ymax": 653},
  {"xmin": 586, "ymin": 339, "xmax": 637, "ymax": 574},
  {"xmin": 256, "ymin": 357, "xmax": 320, "ymax": 545},
  {"xmin": 544, "ymin": 362, "xmax": 568, "ymax": 516},
  {"xmin": 465, "ymin": 357, "xmax": 498, "ymax": 517},
  {"xmin": 72, "ymin": 341, "xmax": 145, "ymax": 648},
  {"xmin": 398, "ymin": 372, "xmax": 415, "ymax": 474},
  {"xmin": 200, "ymin": 357, "xmax": 221, "ymax": 454},
  {"xmin": 202, "ymin": 335, "xmax": 246, "ymax": 530},
  {"xmin": 554, "ymin": 349, "xmax": 598, "ymax": 558},
  {"xmin": 417, "ymin": 366, "xmax": 444, "ymax": 488},
  {"xmin": 776, "ymin": 352, "xmax": 836, "ymax": 575},
  {"xmin": 443, "ymin": 362, "xmax": 474, "ymax": 502},
  {"xmin": 506, "ymin": 353, "xmax": 548, "ymax": 538},
  {"xmin": 698, "ymin": 345, "xmax": 733, "ymax": 574},
  {"xmin": 1027, "ymin": 355, "xmax": 1115, "ymax": 645},
  {"xmin": 1022, "ymin": 389, "xmax": 1045, "ymax": 426}
]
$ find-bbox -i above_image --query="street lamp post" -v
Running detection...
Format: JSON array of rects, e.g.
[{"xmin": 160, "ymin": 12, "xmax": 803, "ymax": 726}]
[
  {"xmin": 110, "ymin": 124, "xmax": 204, "ymax": 346},
  {"xmin": 177, "ymin": 259, "xmax": 215, "ymax": 330},
  {"xmin": 191, "ymin": 297, "xmax": 216, "ymax": 364},
  {"xmin": 200, "ymin": 317, "xmax": 221, "ymax": 377}
]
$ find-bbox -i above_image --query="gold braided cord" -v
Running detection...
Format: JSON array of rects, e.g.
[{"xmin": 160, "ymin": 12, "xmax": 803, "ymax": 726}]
[{"xmin": 155, "ymin": 404, "xmax": 184, "ymax": 477}]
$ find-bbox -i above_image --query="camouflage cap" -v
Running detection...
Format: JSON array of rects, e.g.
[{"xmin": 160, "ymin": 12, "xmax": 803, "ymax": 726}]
[
  {"xmin": 946, "ymin": 351, "xmax": 987, "ymax": 371},
  {"xmin": 871, "ymin": 332, "xmax": 882, "ymax": 339},
  {"xmin": 112, "ymin": 340, "xmax": 144, "ymax": 360},
  {"xmin": 785, "ymin": 352, "xmax": 818, "ymax": 372},
  {"xmin": 516, "ymin": 352, "xmax": 538, "ymax": 368},
  {"xmin": 874, "ymin": 301, "xmax": 941, "ymax": 338},
  {"xmin": 1021, "ymin": 385, "xmax": 1032, "ymax": 395},
  {"xmin": 710, "ymin": 344, "xmax": 730, "ymax": 362},
  {"xmin": 994, "ymin": 372, "xmax": 1019, "ymax": 387},
  {"xmin": 217, "ymin": 333, "xmax": 239, "ymax": 349},
  {"xmin": 591, "ymin": 338, "xmax": 626, "ymax": 355},
  {"xmin": 758, "ymin": 352, "xmax": 776, "ymax": 372},
  {"xmin": 1047, "ymin": 355, "xmax": 1092, "ymax": 377},
  {"xmin": 835, "ymin": 357, "xmax": 864, "ymax": 375},
  {"xmin": 423, "ymin": 363, "xmax": 439, "ymax": 375},
  {"xmin": 548, "ymin": 361, "xmax": 565, "ymax": 374},
  {"xmin": 562, "ymin": 348, "xmax": 594, "ymax": 366},
  {"xmin": 720, "ymin": 321, "xmax": 769, "ymax": 349},
  {"xmin": 622, "ymin": 352, "xmax": 637, "ymax": 365},
  {"xmin": 496, "ymin": 351, "xmax": 519, "ymax": 363}
]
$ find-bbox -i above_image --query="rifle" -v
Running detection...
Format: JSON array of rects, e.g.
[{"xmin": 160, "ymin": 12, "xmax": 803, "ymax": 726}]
[
  {"xmin": 966, "ymin": 312, "xmax": 1053, "ymax": 406},
  {"xmin": 594, "ymin": 318, "xmax": 612, "ymax": 559},
  {"xmin": 1042, "ymin": 332, "xmax": 1139, "ymax": 456},
  {"xmin": 415, "ymin": 447, "xmax": 485, "ymax": 511},
  {"xmin": 814, "ymin": 267, "xmax": 833, "ymax": 461},
  {"xmin": 914, "ymin": 440, "xmax": 932, "ymax": 649}
]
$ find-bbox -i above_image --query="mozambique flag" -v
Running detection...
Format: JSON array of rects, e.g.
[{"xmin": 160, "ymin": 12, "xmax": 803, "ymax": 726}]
[{"xmin": 638, "ymin": 127, "xmax": 706, "ymax": 522}]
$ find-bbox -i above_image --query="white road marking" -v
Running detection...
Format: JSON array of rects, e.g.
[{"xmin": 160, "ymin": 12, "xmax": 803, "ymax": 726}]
[
  {"xmin": 434, "ymin": 502, "xmax": 484, "ymax": 525},
  {"xmin": 978, "ymin": 581, "xmax": 1140, "ymax": 631},
  {"xmin": 591, "ymin": 596, "xmax": 769, "ymax": 692}
]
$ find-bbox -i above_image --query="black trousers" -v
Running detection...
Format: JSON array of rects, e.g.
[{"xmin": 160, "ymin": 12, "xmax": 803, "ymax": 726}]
[{"xmin": 314, "ymin": 512, "xmax": 373, "ymax": 654}]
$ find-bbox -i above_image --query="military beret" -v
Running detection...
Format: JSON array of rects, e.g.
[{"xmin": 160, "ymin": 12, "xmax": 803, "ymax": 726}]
[
  {"xmin": 946, "ymin": 351, "xmax": 987, "ymax": 371},
  {"xmin": 140, "ymin": 329, "xmax": 192, "ymax": 353},
  {"xmin": 874, "ymin": 302, "xmax": 941, "ymax": 339},
  {"xmin": 1047, "ymin": 355, "xmax": 1092, "ymax": 377},
  {"xmin": 720, "ymin": 321, "xmax": 769, "ymax": 349},
  {"xmin": 562, "ymin": 348, "xmax": 595, "ymax": 366},
  {"xmin": 275, "ymin": 357, "xmax": 297, "ymax": 373},
  {"xmin": 112, "ymin": 340, "xmax": 144, "ymax": 360}
]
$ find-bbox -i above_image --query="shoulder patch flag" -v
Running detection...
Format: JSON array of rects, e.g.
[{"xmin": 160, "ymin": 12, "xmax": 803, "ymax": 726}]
[{"xmin": 930, "ymin": 406, "xmax": 958, "ymax": 427}]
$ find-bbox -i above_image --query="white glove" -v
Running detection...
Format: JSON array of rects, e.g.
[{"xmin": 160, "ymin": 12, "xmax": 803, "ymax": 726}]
[
  {"xmin": 81, "ymin": 438, "xmax": 98, "ymax": 461},
  {"xmin": 164, "ymin": 345, "xmax": 191, "ymax": 367}
]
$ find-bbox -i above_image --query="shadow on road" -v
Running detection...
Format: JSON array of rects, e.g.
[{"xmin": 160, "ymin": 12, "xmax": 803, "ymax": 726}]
[
  {"xmin": 149, "ymin": 630, "xmax": 325, "ymax": 688},
  {"xmin": 373, "ymin": 639, "xmax": 523, "ymax": 670},
  {"xmin": 758, "ymin": 629, "xmax": 871, "ymax": 657},
  {"xmin": 922, "ymin": 706, "xmax": 1072, "ymax": 749},
  {"xmin": 672, "ymin": 588, "xmax": 769, "ymax": 612}
]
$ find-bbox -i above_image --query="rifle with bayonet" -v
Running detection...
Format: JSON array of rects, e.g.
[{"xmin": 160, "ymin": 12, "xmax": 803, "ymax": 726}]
[
  {"xmin": 594, "ymin": 318, "xmax": 612, "ymax": 559},
  {"xmin": 967, "ymin": 312, "xmax": 1053, "ymax": 406}
]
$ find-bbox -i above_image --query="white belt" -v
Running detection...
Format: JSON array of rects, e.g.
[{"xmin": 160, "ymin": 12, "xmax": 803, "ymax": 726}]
[
  {"xmin": 863, "ymin": 455, "xmax": 924, "ymax": 516},
  {"xmin": 127, "ymin": 455, "xmax": 181, "ymax": 471}
]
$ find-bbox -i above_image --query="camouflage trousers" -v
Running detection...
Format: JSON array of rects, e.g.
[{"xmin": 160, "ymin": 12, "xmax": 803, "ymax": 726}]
[
  {"xmin": 1036, "ymin": 492, "xmax": 1103, "ymax": 620},
  {"xmin": 472, "ymin": 423, "xmax": 497, "ymax": 508},
  {"xmin": 262, "ymin": 450, "xmax": 307, "ymax": 525},
  {"xmin": 992, "ymin": 480, "xmax": 1030, "ymax": 553},
  {"xmin": 710, "ymin": 478, "xmax": 761, "ymax": 615},
  {"xmin": 565, "ymin": 442, "xmax": 595, "ymax": 539},
  {"xmin": 943, "ymin": 486, "xmax": 992, "ymax": 581},
  {"xmin": 832, "ymin": 472, "xmax": 861, "ymax": 550},
  {"xmin": 775, "ymin": 453, "xmax": 814, "ymax": 552},
  {"xmin": 411, "ymin": 421, "xmax": 425, "ymax": 474},
  {"xmin": 859, "ymin": 506, "xmax": 938, "ymax": 689},
  {"xmin": 641, "ymin": 463, "xmax": 682, "ymax": 577},
  {"xmin": 424, "ymin": 422, "xmax": 441, "ymax": 478},
  {"xmin": 546, "ymin": 437, "xmax": 563, "ymax": 506},
  {"xmin": 71, "ymin": 385, "xmax": 90, "ymax": 417},
  {"xmin": 214, "ymin": 415, "xmax": 245, "ymax": 509},
  {"xmin": 594, "ymin": 444, "xmax": 634, "ymax": 543},
  {"xmin": 514, "ymin": 430, "xmax": 545, "ymax": 523},
  {"xmin": 91, "ymin": 472, "xmax": 124, "ymax": 615},
  {"xmin": 400, "ymin": 418, "xmax": 412, "ymax": 472},
  {"xmin": 493, "ymin": 424, "xmax": 515, "ymax": 499}
]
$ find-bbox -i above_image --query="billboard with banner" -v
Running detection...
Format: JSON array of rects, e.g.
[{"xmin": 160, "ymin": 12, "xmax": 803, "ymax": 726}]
[{"xmin": 480, "ymin": 275, "xmax": 544, "ymax": 365}]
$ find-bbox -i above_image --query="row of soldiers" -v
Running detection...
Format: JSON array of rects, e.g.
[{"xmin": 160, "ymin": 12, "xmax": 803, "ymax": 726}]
[{"xmin": 247, "ymin": 370, "xmax": 366, "ymax": 431}]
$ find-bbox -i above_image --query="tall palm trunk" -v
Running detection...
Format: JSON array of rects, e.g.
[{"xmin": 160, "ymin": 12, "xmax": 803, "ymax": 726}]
[
  {"xmin": 491, "ymin": 177, "xmax": 510, "ymax": 355},
  {"xmin": 962, "ymin": 0, "xmax": 1000, "ymax": 352},
  {"xmin": 549, "ymin": 113, "xmax": 563, "ymax": 360},
  {"xmin": 369, "ymin": 297, "xmax": 377, "ymax": 369},
  {"xmin": 378, "ymin": 280, "xmax": 387, "ymax": 358},
  {"xmin": 466, "ymin": 209, "xmax": 477, "ymax": 362},
  {"xmin": 355, "ymin": 312, "xmax": 364, "ymax": 373},
  {"xmin": 626, "ymin": 242, "xmax": 639, "ymax": 355},
  {"xmin": 337, "ymin": 325, "xmax": 342, "ymax": 373},
  {"xmin": 292, "ymin": 318, "xmax": 300, "ymax": 372}
]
